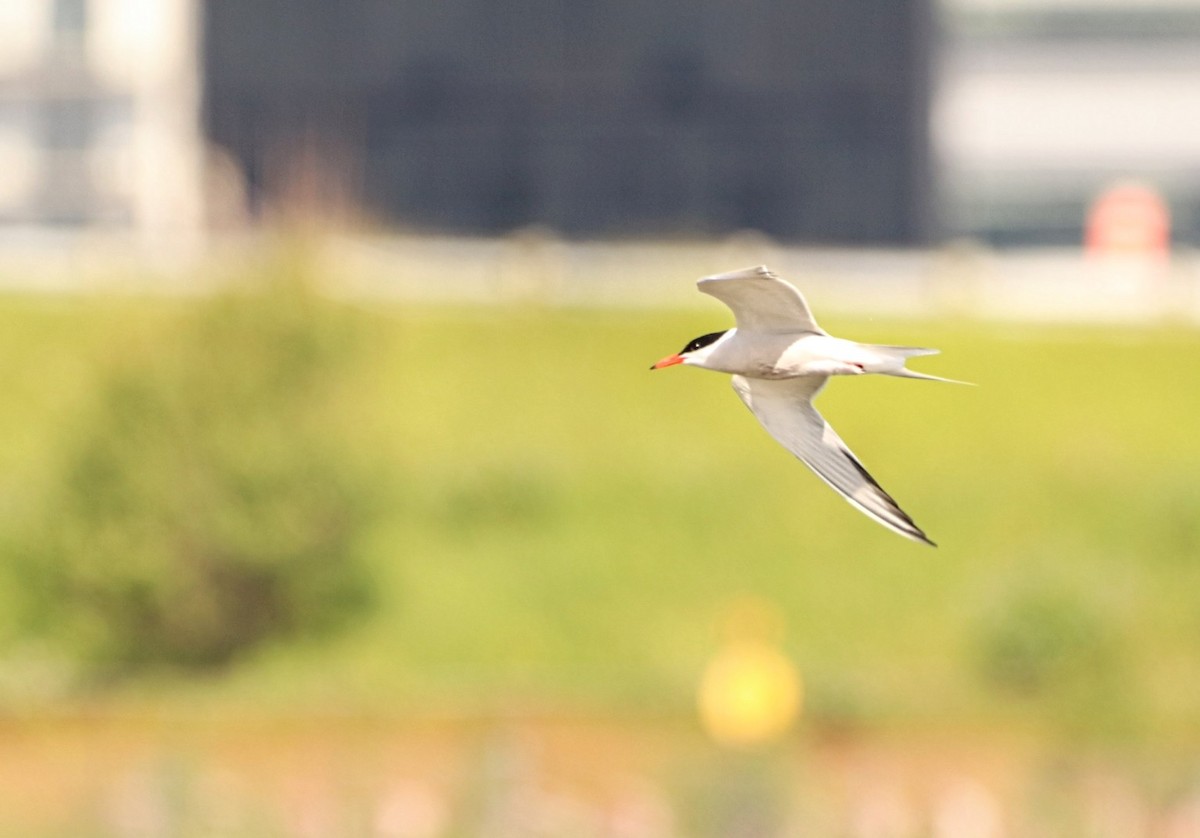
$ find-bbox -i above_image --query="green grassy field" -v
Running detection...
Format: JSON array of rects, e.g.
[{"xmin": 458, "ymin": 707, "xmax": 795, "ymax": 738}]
[{"xmin": 1, "ymin": 286, "xmax": 1198, "ymax": 744}]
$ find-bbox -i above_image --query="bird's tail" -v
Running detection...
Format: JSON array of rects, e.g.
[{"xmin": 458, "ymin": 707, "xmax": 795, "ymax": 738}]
[{"xmin": 862, "ymin": 345, "xmax": 974, "ymax": 385}]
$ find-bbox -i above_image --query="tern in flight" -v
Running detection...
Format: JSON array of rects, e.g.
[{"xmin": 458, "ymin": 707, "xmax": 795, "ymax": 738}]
[{"xmin": 651, "ymin": 266, "xmax": 966, "ymax": 546}]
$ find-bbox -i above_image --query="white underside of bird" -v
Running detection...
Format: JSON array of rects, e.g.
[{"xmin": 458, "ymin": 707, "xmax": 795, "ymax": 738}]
[{"xmin": 651, "ymin": 265, "xmax": 967, "ymax": 546}]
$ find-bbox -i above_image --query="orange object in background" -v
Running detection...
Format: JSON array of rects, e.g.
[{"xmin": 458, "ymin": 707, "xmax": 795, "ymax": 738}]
[{"xmin": 1085, "ymin": 182, "xmax": 1170, "ymax": 258}]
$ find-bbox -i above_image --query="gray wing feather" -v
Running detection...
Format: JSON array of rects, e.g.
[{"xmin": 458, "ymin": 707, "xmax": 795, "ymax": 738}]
[
  {"xmin": 731, "ymin": 375, "xmax": 934, "ymax": 546},
  {"xmin": 697, "ymin": 266, "xmax": 826, "ymax": 334}
]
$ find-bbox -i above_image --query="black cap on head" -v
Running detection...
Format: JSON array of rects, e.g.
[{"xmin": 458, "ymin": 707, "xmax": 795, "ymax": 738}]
[{"xmin": 681, "ymin": 330, "xmax": 727, "ymax": 354}]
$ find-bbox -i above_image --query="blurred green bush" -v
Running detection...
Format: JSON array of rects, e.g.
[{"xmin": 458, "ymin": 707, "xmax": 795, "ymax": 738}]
[
  {"xmin": 12, "ymin": 270, "xmax": 377, "ymax": 673},
  {"xmin": 974, "ymin": 585, "xmax": 1113, "ymax": 697},
  {"xmin": 970, "ymin": 580, "xmax": 1133, "ymax": 735}
]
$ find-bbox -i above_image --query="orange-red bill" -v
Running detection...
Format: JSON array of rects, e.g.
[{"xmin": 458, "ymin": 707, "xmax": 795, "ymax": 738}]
[{"xmin": 650, "ymin": 354, "xmax": 684, "ymax": 370}]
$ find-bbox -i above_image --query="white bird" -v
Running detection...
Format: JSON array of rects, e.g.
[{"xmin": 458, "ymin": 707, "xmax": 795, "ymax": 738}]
[{"xmin": 651, "ymin": 265, "xmax": 965, "ymax": 546}]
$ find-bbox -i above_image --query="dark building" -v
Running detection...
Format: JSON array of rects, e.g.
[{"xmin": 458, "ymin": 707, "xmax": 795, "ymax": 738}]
[{"xmin": 203, "ymin": 1, "xmax": 934, "ymax": 245}]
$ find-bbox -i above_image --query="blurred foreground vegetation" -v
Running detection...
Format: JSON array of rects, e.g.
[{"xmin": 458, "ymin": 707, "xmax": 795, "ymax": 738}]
[
  {"xmin": 8, "ymin": 268, "xmax": 375, "ymax": 673},
  {"xmin": 0, "ymin": 258, "xmax": 1198, "ymax": 748}
]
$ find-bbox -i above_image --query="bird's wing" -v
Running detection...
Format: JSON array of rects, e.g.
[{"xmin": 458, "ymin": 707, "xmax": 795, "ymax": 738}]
[
  {"xmin": 697, "ymin": 266, "xmax": 825, "ymax": 334},
  {"xmin": 730, "ymin": 374, "xmax": 934, "ymax": 546}
]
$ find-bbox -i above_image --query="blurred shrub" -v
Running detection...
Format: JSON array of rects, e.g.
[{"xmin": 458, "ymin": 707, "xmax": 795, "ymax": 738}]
[
  {"xmin": 13, "ymin": 269, "xmax": 377, "ymax": 673},
  {"xmin": 970, "ymin": 580, "xmax": 1138, "ymax": 737},
  {"xmin": 973, "ymin": 584, "xmax": 1116, "ymax": 698}
]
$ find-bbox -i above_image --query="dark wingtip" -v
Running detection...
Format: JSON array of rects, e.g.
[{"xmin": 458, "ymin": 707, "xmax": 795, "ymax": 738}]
[{"xmin": 910, "ymin": 527, "xmax": 937, "ymax": 547}]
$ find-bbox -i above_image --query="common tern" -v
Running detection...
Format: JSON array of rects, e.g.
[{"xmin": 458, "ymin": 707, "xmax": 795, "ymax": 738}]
[{"xmin": 651, "ymin": 266, "xmax": 964, "ymax": 546}]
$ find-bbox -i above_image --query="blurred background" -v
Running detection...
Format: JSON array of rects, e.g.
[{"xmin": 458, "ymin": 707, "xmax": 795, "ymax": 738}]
[{"xmin": 1, "ymin": 0, "xmax": 1199, "ymax": 835}]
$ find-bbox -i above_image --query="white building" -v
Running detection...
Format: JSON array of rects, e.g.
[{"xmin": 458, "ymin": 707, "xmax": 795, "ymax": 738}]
[
  {"xmin": 0, "ymin": 0, "xmax": 204, "ymax": 242},
  {"xmin": 937, "ymin": 0, "xmax": 1200, "ymax": 244}
]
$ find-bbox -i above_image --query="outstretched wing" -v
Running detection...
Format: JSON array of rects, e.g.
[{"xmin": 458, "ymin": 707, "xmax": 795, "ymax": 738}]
[
  {"xmin": 730, "ymin": 374, "xmax": 934, "ymax": 546},
  {"xmin": 697, "ymin": 266, "xmax": 826, "ymax": 335}
]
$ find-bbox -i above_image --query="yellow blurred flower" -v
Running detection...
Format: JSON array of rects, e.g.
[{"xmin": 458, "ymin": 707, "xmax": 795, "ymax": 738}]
[{"xmin": 697, "ymin": 597, "xmax": 803, "ymax": 747}]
